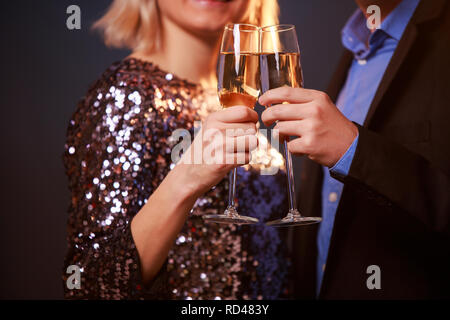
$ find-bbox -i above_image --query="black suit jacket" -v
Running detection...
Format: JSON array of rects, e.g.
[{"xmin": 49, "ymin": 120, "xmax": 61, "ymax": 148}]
[{"xmin": 292, "ymin": 0, "xmax": 450, "ymax": 299}]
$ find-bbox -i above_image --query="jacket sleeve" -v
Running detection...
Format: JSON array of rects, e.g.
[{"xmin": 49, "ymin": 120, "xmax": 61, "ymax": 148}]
[
  {"xmin": 62, "ymin": 71, "xmax": 170, "ymax": 299},
  {"xmin": 331, "ymin": 124, "xmax": 450, "ymax": 236}
]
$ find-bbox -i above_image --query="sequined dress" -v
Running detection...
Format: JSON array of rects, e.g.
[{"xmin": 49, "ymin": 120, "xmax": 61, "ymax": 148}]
[{"xmin": 63, "ymin": 58, "xmax": 290, "ymax": 300}]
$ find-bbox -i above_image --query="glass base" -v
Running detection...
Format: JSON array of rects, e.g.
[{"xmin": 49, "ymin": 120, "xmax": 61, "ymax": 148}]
[
  {"xmin": 203, "ymin": 206, "xmax": 259, "ymax": 225},
  {"xmin": 266, "ymin": 209, "xmax": 322, "ymax": 227}
]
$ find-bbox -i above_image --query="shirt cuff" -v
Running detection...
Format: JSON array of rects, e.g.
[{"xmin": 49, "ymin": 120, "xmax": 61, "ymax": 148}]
[{"xmin": 330, "ymin": 134, "xmax": 359, "ymax": 177}]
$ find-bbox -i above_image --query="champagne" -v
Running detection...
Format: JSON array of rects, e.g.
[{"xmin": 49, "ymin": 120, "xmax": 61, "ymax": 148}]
[
  {"xmin": 218, "ymin": 52, "xmax": 260, "ymax": 109},
  {"xmin": 202, "ymin": 23, "xmax": 261, "ymax": 225},
  {"xmin": 219, "ymin": 91, "xmax": 258, "ymax": 109},
  {"xmin": 260, "ymin": 52, "xmax": 303, "ymax": 91},
  {"xmin": 259, "ymin": 25, "xmax": 323, "ymax": 227}
]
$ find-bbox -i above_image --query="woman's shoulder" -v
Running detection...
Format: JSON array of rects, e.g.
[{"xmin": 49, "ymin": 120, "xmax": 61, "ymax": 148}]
[
  {"xmin": 65, "ymin": 59, "xmax": 163, "ymax": 157},
  {"xmin": 80, "ymin": 57, "xmax": 199, "ymax": 110},
  {"xmin": 99, "ymin": 57, "xmax": 197, "ymax": 89},
  {"xmin": 92, "ymin": 58, "xmax": 166, "ymax": 95},
  {"xmin": 64, "ymin": 58, "xmax": 187, "ymax": 179},
  {"xmin": 65, "ymin": 57, "xmax": 199, "ymax": 159}
]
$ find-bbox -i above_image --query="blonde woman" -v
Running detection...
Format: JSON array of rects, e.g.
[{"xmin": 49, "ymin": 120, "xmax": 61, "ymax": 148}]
[{"xmin": 63, "ymin": 0, "xmax": 289, "ymax": 299}]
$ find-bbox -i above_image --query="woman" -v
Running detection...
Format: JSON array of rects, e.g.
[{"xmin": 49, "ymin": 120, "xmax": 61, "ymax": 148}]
[{"xmin": 63, "ymin": 0, "xmax": 289, "ymax": 299}]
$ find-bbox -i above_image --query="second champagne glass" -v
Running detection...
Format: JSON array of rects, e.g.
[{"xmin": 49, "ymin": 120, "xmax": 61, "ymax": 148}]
[
  {"xmin": 260, "ymin": 24, "xmax": 322, "ymax": 227},
  {"xmin": 203, "ymin": 24, "xmax": 260, "ymax": 225}
]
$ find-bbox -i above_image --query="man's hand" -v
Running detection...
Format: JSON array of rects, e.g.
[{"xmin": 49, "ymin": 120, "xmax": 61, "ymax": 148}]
[{"xmin": 260, "ymin": 87, "xmax": 358, "ymax": 167}]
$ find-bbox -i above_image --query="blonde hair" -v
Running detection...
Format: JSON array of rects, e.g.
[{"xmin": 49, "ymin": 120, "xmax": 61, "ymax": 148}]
[{"xmin": 93, "ymin": 0, "xmax": 279, "ymax": 53}]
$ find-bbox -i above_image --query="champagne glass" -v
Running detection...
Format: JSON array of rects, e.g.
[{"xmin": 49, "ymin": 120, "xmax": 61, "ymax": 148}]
[
  {"xmin": 203, "ymin": 24, "xmax": 260, "ymax": 225},
  {"xmin": 260, "ymin": 24, "xmax": 322, "ymax": 227}
]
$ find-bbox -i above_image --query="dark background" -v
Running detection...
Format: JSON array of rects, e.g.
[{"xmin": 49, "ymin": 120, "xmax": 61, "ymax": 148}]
[{"xmin": 0, "ymin": 0, "xmax": 356, "ymax": 299}]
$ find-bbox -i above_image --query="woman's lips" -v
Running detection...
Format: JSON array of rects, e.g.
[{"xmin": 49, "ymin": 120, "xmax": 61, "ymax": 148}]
[{"xmin": 190, "ymin": 0, "xmax": 233, "ymax": 8}]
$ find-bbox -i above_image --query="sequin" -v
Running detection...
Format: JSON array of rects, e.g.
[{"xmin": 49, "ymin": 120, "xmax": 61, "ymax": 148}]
[{"xmin": 63, "ymin": 58, "xmax": 291, "ymax": 300}]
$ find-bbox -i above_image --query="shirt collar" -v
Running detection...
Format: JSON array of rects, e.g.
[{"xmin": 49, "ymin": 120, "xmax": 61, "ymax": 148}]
[{"xmin": 341, "ymin": 0, "xmax": 420, "ymax": 58}]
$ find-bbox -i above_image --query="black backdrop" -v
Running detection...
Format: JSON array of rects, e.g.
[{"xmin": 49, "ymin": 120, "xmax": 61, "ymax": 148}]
[{"xmin": 0, "ymin": 0, "xmax": 355, "ymax": 299}]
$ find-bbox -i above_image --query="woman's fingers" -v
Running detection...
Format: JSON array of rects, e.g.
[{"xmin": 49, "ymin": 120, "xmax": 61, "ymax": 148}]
[
  {"xmin": 211, "ymin": 105, "xmax": 259, "ymax": 123},
  {"xmin": 201, "ymin": 130, "xmax": 257, "ymax": 165},
  {"xmin": 199, "ymin": 106, "xmax": 259, "ymax": 167},
  {"xmin": 224, "ymin": 134, "xmax": 258, "ymax": 153},
  {"xmin": 224, "ymin": 152, "xmax": 251, "ymax": 166},
  {"xmin": 203, "ymin": 125, "xmax": 256, "ymax": 143},
  {"xmin": 207, "ymin": 134, "xmax": 257, "ymax": 154},
  {"xmin": 214, "ymin": 121, "xmax": 257, "ymax": 133}
]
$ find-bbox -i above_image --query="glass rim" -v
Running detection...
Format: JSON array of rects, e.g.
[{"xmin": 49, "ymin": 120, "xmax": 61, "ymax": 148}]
[
  {"xmin": 224, "ymin": 23, "xmax": 260, "ymax": 32},
  {"xmin": 260, "ymin": 24, "xmax": 296, "ymax": 32}
]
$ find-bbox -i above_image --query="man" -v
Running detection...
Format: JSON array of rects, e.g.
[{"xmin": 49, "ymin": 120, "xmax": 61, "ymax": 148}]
[{"xmin": 260, "ymin": 0, "xmax": 450, "ymax": 299}]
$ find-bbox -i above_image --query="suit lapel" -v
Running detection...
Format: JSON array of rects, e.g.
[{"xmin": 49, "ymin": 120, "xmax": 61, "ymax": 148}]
[
  {"xmin": 363, "ymin": 0, "xmax": 447, "ymax": 126},
  {"xmin": 363, "ymin": 24, "xmax": 418, "ymax": 126}
]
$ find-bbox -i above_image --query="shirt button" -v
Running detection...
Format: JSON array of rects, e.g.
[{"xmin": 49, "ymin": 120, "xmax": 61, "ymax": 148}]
[
  {"xmin": 322, "ymin": 264, "xmax": 326, "ymax": 272},
  {"xmin": 358, "ymin": 59, "xmax": 367, "ymax": 65},
  {"xmin": 328, "ymin": 192, "xmax": 338, "ymax": 202}
]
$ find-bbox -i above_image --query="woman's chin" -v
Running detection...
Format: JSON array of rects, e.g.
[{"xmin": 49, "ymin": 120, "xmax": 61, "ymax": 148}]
[
  {"xmin": 160, "ymin": 0, "xmax": 249, "ymax": 39},
  {"xmin": 183, "ymin": 20, "xmax": 230, "ymax": 38}
]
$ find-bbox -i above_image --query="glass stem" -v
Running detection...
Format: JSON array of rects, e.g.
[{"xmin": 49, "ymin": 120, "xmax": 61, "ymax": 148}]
[
  {"xmin": 228, "ymin": 168, "xmax": 237, "ymax": 209},
  {"xmin": 284, "ymin": 140, "xmax": 297, "ymax": 213}
]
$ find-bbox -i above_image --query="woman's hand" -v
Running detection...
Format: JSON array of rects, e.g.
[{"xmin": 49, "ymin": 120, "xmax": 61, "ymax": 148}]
[
  {"xmin": 131, "ymin": 105, "xmax": 258, "ymax": 284},
  {"xmin": 175, "ymin": 105, "xmax": 259, "ymax": 197}
]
